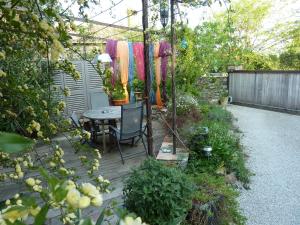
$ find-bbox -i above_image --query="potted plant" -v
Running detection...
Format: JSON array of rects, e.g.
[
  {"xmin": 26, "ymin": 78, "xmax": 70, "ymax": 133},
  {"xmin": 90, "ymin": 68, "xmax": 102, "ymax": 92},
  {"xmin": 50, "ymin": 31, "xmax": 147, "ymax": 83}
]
[
  {"xmin": 219, "ymin": 90, "xmax": 229, "ymax": 106},
  {"xmin": 103, "ymin": 68, "xmax": 128, "ymax": 106},
  {"xmin": 111, "ymin": 83, "xmax": 128, "ymax": 106},
  {"xmin": 132, "ymin": 78, "xmax": 144, "ymax": 101}
]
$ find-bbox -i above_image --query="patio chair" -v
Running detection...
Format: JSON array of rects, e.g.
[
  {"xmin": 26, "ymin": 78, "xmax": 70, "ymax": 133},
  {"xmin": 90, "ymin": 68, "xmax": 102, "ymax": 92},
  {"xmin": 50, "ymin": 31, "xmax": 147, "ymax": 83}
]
[
  {"xmin": 109, "ymin": 102, "xmax": 147, "ymax": 164},
  {"xmin": 70, "ymin": 111, "xmax": 99, "ymax": 146}
]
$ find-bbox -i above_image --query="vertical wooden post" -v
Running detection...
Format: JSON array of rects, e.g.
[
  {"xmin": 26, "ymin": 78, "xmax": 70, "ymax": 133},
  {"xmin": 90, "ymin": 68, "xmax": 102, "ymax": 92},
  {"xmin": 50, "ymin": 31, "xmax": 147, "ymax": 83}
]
[
  {"xmin": 142, "ymin": 0, "xmax": 154, "ymax": 156},
  {"xmin": 170, "ymin": 0, "xmax": 177, "ymax": 154}
]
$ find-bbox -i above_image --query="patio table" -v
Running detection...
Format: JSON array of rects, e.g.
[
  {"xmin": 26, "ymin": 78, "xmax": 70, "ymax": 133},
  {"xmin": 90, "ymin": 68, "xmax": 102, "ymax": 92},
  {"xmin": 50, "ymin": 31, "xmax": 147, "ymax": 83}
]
[{"xmin": 83, "ymin": 106, "xmax": 121, "ymax": 151}]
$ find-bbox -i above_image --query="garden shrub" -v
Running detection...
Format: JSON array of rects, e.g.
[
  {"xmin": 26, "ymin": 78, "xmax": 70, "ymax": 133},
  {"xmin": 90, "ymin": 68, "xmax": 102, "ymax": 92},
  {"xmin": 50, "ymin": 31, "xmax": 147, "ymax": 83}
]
[
  {"xmin": 123, "ymin": 158, "xmax": 195, "ymax": 225},
  {"xmin": 204, "ymin": 105, "xmax": 233, "ymax": 124},
  {"xmin": 186, "ymin": 173, "xmax": 246, "ymax": 225},
  {"xmin": 187, "ymin": 120, "xmax": 251, "ymax": 185},
  {"xmin": 167, "ymin": 93, "xmax": 202, "ymax": 128}
]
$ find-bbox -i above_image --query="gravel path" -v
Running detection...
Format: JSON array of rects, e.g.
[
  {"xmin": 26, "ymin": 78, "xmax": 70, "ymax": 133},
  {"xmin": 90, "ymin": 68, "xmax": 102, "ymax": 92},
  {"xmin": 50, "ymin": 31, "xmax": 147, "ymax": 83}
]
[{"xmin": 227, "ymin": 105, "xmax": 300, "ymax": 225}]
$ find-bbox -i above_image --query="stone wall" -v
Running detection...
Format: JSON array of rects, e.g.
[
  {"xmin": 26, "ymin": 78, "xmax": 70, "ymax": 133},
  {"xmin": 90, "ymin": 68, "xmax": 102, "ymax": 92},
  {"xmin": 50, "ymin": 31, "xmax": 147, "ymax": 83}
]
[{"xmin": 197, "ymin": 74, "xmax": 228, "ymax": 103}]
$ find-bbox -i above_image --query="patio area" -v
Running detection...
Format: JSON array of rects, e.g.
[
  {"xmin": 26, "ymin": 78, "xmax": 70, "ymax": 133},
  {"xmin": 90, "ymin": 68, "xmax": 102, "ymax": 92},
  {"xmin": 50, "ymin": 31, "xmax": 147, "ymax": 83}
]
[{"xmin": 0, "ymin": 114, "xmax": 165, "ymax": 224}]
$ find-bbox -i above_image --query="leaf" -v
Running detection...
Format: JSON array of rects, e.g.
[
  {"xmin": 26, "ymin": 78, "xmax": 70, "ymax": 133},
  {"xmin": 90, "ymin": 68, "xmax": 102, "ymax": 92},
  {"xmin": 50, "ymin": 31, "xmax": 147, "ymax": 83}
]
[
  {"xmin": 0, "ymin": 132, "xmax": 35, "ymax": 154},
  {"xmin": 33, "ymin": 204, "xmax": 49, "ymax": 225},
  {"xmin": 79, "ymin": 218, "xmax": 94, "ymax": 225},
  {"xmin": 95, "ymin": 208, "xmax": 106, "ymax": 225}
]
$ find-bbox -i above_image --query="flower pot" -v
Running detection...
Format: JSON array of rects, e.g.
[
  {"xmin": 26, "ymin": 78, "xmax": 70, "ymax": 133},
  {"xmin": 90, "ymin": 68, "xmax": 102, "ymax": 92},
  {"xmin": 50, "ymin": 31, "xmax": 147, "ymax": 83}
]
[{"xmin": 111, "ymin": 98, "xmax": 128, "ymax": 106}]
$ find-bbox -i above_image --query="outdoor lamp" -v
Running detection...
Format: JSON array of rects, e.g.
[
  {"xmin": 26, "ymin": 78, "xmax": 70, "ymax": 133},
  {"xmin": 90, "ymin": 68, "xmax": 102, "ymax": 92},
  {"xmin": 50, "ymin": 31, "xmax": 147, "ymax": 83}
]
[
  {"xmin": 92, "ymin": 53, "xmax": 112, "ymax": 73},
  {"xmin": 160, "ymin": 0, "xmax": 169, "ymax": 28},
  {"xmin": 203, "ymin": 146, "xmax": 212, "ymax": 157}
]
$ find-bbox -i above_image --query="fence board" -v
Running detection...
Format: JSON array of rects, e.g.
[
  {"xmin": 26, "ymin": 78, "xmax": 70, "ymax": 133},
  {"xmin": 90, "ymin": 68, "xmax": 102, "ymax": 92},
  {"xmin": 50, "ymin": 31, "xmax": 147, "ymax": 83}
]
[{"xmin": 229, "ymin": 71, "xmax": 300, "ymax": 113}]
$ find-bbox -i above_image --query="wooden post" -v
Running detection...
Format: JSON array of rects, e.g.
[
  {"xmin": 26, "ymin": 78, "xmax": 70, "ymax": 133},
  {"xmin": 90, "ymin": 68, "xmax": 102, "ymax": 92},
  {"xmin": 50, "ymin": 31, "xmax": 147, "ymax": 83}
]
[
  {"xmin": 142, "ymin": 0, "xmax": 154, "ymax": 156},
  {"xmin": 170, "ymin": 0, "xmax": 177, "ymax": 154}
]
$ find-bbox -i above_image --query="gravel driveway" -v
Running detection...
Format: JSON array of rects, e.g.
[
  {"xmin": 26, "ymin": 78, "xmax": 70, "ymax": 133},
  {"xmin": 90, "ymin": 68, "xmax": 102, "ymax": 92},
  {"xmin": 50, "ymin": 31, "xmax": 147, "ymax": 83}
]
[{"xmin": 227, "ymin": 105, "xmax": 300, "ymax": 225}]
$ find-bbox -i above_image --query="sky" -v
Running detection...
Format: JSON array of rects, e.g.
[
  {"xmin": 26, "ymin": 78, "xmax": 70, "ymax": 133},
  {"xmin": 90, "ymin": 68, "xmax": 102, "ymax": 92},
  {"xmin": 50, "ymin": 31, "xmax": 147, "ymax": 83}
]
[{"xmin": 64, "ymin": 0, "xmax": 300, "ymax": 29}]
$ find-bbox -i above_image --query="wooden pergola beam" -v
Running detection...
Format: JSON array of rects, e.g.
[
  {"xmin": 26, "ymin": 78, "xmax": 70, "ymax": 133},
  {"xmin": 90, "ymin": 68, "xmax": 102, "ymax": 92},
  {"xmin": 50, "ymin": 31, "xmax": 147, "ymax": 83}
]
[{"xmin": 69, "ymin": 16, "xmax": 143, "ymax": 32}]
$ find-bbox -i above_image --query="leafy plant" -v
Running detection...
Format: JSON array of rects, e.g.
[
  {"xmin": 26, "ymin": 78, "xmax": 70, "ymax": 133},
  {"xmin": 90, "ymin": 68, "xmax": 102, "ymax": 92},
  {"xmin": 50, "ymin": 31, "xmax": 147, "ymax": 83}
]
[
  {"xmin": 187, "ymin": 119, "xmax": 251, "ymax": 185},
  {"xmin": 186, "ymin": 173, "xmax": 246, "ymax": 225},
  {"xmin": 132, "ymin": 78, "xmax": 144, "ymax": 92},
  {"xmin": 0, "ymin": 132, "xmax": 35, "ymax": 154},
  {"xmin": 111, "ymin": 83, "xmax": 126, "ymax": 100},
  {"xmin": 123, "ymin": 158, "xmax": 195, "ymax": 225}
]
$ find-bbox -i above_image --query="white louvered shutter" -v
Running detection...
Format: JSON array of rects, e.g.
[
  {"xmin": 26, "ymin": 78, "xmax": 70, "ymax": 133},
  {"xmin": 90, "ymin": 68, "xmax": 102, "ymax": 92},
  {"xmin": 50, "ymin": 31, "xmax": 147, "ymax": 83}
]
[{"xmin": 84, "ymin": 62, "xmax": 104, "ymax": 109}]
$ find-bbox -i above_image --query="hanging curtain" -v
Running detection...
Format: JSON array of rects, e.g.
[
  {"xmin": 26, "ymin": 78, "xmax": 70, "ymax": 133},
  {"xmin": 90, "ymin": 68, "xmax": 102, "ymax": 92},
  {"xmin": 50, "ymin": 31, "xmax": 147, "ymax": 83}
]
[
  {"xmin": 117, "ymin": 41, "xmax": 129, "ymax": 100},
  {"xmin": 158, "ymin": 41, "xmax": 171, "ymax": 102},
  {"xmin": 105, "ymin": 39, "xmax": 118, "ymax": 85},
  {"xmin": 154, "ymin": 42, "xmax": 163, "ymax": 108},
  {"xmin": 133, "ymin": 43, "xmax": 145, "ymax": 80},
  {"xmin": 149, "ymin": 44, "xmax": 156, "ymax": 104},
  {"xmin": 128, "ymin": 42, "xmax": 135, "ymax": 103}
]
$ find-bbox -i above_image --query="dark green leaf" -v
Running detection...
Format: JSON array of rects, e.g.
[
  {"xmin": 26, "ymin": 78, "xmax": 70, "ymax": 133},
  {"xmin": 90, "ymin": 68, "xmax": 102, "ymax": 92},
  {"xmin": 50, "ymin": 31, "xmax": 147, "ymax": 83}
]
[
  {"xmin": 33, "ymin": 204, "xmax": 49, "ymax": 225},
  {"xmin": 95, "ymin": 208, "xmax": 106, "ymax": 225},
  {"xmin": 0, "ymin": 132, "xmax": 35, "ymax": 154}
]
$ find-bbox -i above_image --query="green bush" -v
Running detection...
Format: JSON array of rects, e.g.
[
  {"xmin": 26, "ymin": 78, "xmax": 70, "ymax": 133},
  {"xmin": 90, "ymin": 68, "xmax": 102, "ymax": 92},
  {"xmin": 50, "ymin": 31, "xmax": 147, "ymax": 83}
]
[
  {"xmin": 123, "ymin": 158, "xmax": 195, "ymax": 225},
  {"xmin": 187, "ymin": 120, "xmax": 251, "ymax": 185},
  {"xmin": 205, "ymin": 105, "xmax": 233, "ymax": 123},
  {"xmin": 187, "ymin": 173, "xmax": 246, "ymax": 225}
]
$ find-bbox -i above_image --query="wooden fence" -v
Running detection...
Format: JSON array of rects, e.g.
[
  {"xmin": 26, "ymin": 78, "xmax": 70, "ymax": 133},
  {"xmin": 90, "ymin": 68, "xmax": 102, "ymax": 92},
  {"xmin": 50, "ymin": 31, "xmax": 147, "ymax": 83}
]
[{"xmin": 229, "ymin": 70, "xmax": 300, "ymax": 113}]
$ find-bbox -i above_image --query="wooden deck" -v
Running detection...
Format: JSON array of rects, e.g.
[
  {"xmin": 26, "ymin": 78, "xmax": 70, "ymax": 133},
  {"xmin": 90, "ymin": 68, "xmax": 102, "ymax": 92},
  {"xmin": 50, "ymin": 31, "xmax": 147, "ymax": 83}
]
[{"xmin": 0, "ymin": 117, "xmax": 166, "ymax": 224}]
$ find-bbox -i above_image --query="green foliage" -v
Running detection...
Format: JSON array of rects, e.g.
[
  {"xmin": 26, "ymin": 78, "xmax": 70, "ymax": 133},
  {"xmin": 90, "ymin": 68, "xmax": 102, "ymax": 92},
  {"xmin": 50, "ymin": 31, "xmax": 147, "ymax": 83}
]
[
  {"xmin": 189, "ymin": 173, "xmax": 246, "ymax": 225},
  {"xmin": 132, "ymin": 78, "xmax": 144, "ymax": 92},
  {"xmin": 123, "ymin": 158, "xmax": 195, "ymax": 225},
  {"xmin": 186, "ymin": 106, "xmax": 251, "ymax": 185},
  {"xmin": 0, "ymin": 132, "xmax": 35, "ymax": 154}
]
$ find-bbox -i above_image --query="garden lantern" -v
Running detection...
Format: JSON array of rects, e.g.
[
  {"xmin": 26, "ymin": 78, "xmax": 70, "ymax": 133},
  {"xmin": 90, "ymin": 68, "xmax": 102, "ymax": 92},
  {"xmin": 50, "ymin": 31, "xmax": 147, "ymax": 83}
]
[
  {"xmin": 160, "ymin": 0, "xmax": 169, "ymax": 28},
  {"xmin": 203, "ymin": 146, "xmax": 212, "ymax": 157}
]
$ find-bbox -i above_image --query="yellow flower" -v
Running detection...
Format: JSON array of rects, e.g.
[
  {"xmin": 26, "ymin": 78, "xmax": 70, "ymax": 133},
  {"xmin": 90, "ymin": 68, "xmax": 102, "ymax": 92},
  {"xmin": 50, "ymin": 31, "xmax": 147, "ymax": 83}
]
[
  {"xmin": 0, "ymin": 70, "xmax": 6, "ymax": 78},
  {"xmin": 58, "ymin": 101, "xmax": 66, "ymax": 111},
  {"xmin": 26, "ymin": 178, "xmax": 35, "ymax": 186},
  {"xmin": 81, "ymin": 183, "xmax": 99, "ymax": 198},
  {"xmin": 14, "ymin": 194, "xmax": 19, "ymax": 199},
  {"xmin": 63, "ymin": 87, "xmax": 71, "ymax": 96},
  {"xmin": 0, "ymin": 51, "xmax": 5, "ymax": 60},
  {"xmin": 5, "ymin": 200, "xmax": 10, "ymax": 205},
  {"xmin": 120, "ymin": 216, "xmax": 148, "ymax": 225},
  {"xmin": 16, "ymin": 200, "xmax": 22, "ymax": 205},
  {"xmin": 49, "ymin": 161, "xmax": 56, "ymax": 167},
  {"xmin": 2, "ymin": 207, "xmax": 29, "ymax": 223},
  {"xmin": 15, "ymin": 164, "xmax": 21, "ymax": 173},
  {"xmin": 17, "ymin": 172, "xmax": 24, "ymax": 179},
  {"xmin": 30, "ymin": 206, "xmax": 41, "ymax": 216},
  {"xmin": 91, "ymin": 194, "xmax": 103, "ymax": 207},
  {"xmin": 33, "ymin": 185, "xmax": 42, "ymax": 192},
  {"xmin": 66, "ymin": 189, "xmax": 80, "ymax": 208},
  {"xmin": 66, "ymin": 180, "xmax": 76, "ymax": 191},
  {"xmin": 78, "ymin": 196, "xmax": 90, "ymax": 209},
  {"xmin": 42, "ymin": 100, "xmax": 47, "ymax": 107}
]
